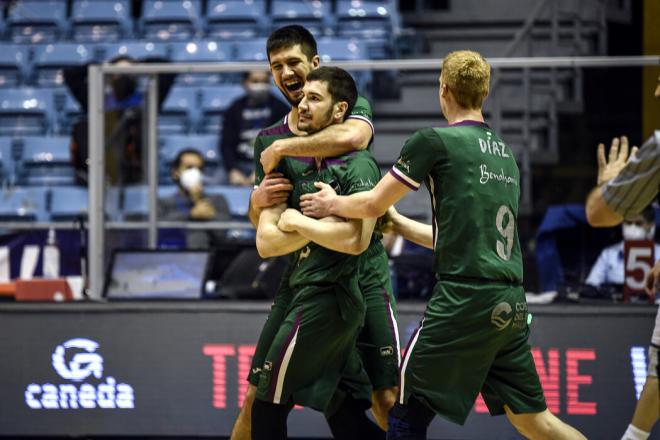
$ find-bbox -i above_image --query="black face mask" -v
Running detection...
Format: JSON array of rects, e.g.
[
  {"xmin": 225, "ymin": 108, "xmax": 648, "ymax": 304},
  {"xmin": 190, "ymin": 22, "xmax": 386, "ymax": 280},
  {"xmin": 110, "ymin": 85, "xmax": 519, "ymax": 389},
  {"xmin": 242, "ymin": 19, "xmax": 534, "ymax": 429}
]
[{"xmin": 112, "ymin": 76, "xmax": 137, "ymax": 101}]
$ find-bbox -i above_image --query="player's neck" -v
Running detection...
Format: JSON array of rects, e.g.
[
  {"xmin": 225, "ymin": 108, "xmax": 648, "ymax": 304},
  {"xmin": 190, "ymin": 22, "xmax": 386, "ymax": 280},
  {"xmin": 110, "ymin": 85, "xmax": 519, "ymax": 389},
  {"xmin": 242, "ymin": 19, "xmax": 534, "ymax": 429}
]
[{"xmin": 445, "ymin": 107, "xmax": 484, "ymax": 125}]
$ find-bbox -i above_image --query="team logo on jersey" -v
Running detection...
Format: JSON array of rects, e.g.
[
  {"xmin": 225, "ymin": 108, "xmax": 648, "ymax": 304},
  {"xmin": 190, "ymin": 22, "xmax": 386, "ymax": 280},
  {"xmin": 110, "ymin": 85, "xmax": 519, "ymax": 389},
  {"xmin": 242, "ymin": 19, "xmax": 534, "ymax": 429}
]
[{"xmin": 490, "ymin": 302, "xmax": 513, "ymax": 331}]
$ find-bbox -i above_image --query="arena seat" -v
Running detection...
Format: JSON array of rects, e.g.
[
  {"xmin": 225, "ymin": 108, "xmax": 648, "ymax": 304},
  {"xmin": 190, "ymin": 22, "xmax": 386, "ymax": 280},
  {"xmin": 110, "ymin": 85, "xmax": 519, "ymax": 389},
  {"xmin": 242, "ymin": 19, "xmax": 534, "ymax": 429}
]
[
  {"xmin": 6, "ymin": 0, "xmax": 68, "ymax": 43},
  {"xmin": 121, "ymin": 185, "xmax": 149, "ymax": 220},
  {"xmin": 100, "ymin": 41, "xmax": 169, "ymax": 61},
  {"xmin": 49, "ymin": 186, "xmax": 88, "ymax": 221},
  {"xmin": 271, "ymin": 0, "xmax": 331, "ymax": 37},
  {"xmin": 170, "ymin": 41, "xmax": 233, "ymax": 86},
  {"xmin": 141, "ymin": 0, "xmax": 202, "ymax": 41},
  {"xmin": 0, "ymin": 88, "xmax": 55, "ymax": 136},
  {"xmin": 206, "ymin": 0, "xmax": 266, "ymax": 40},
  {"xmin": 159, "ymin": 86, "xmax": 200, "ymax": 134},
  {"xmin": 33, "ymin": 43, "xmax": 93, "ymax": 87},
  {"xmin": 205, "ymin": 185, "xmax": 251, "ymax": 219},
  {"xmin": 0, "ymin": 137, "xmax": 13, "ymax": 184},
  {"xmin": 16, "ymin": 136, "xmax": 75, "ymax": 186},
  {"xmin": 71, "ymin": 0, "xmax": 133, "ymax": 43},
  {"xmin": 336, "ymin": 0, "xmax": 393, "ymax": 40},
  {"xmin": 0, "ymin": 44, "xmax": 30, "ymax": 87},
  {"xmin": 198, "ymin": 85, "xmax": 245, "ymax": 133},
  {"xmin": 159, "ymin": 134, "xmax": 223, "ymax": 183},
  {"xmin": 233, "ymin": 38, "xmax": 268, "ymax": 62},
  {"xmin": 0, "ymin": 186, "xmax": 50, "ymax": 222}
]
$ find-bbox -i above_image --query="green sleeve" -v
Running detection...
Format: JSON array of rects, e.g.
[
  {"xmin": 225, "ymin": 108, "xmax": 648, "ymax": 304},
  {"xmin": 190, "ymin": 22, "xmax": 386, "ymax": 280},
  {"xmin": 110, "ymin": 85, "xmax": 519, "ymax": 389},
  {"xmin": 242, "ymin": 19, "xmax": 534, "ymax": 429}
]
[
  {"xmin": 391, "ymin": 128, "xmax": 442, "ymax": 191},
  {"xmin": 342, "ymin": 154, "xmax": 381, "ymax": 196},
  {"xmin": 349, "ymin": 95, "xmax": 373, "ymax": 124},
  {"xmin": 253, "ymin": 135, "xmax": 265, "ymax": 186}
]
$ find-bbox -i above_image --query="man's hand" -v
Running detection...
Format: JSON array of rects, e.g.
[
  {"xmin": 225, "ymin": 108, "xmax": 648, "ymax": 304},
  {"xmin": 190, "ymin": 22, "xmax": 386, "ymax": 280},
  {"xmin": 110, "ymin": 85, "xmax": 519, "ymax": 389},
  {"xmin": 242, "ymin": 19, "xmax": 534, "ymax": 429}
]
[
  {"xmin": 645, "ymin": 260, "xmax": 660, "ymax": 297},
  {"xmin": 596, "ymin": 136, "xmax": 639, "ymax": 186},
  {"xmin": 277, "ymin": 208, "xmax": 303, "ymax": 232},
  {"xmin": 190, "ymin": 199, "xmax": 216, "ymax": 220},
  {"xmin": 261, "ymin": 140, "xmax": 284, "ymax": 174},
  {"xmin": 300, "ymin": 182, "xmax": 337, "ymax": 218},
  {"xmin": 251, "ymin": 173, "xmax": 293, "ymax": 209}
]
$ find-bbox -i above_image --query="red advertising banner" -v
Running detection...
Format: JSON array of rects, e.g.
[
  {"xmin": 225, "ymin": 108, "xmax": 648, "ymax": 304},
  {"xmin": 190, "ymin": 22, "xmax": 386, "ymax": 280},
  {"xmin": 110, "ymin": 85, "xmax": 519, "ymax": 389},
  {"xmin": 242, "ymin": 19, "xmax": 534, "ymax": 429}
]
[{"xmin": 624, "ymin": 240, "xmax": 655, "ymax": 303}]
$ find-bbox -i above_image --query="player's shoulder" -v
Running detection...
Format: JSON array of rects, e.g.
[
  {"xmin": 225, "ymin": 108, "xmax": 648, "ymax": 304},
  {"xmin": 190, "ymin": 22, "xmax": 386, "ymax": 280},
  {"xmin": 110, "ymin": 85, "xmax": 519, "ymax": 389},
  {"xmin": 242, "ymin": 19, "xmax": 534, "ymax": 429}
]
[{"xmin": 256, "ymin": 115, "xmax": 290, "ymax": 138}]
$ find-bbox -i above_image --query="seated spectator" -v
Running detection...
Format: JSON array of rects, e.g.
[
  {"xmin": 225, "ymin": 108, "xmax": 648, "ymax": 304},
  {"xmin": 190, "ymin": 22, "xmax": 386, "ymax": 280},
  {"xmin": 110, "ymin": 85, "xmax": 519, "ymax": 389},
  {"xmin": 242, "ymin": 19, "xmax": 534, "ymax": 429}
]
[
  {"xmin": 65, "ymin": 56, "xmax": 176, "ymax": 185},
  {"xmin": 220, "ymin": 70, "xmax": 288, "ymax": 186},
  {"xmin": 158, "ymin": 149, "xmax": 231, "ymax": 249},
  {"xmin": 586, "ymin": 205, "xmax": 660, "ymax": 288}
]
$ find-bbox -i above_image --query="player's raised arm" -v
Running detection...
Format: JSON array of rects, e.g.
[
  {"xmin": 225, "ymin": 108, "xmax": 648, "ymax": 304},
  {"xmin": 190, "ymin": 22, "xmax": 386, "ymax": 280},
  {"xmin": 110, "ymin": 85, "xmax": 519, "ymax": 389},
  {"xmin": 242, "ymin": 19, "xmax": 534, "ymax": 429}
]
[{"xmin": 256, "ymin": 203, "xmax": 309, "ymax": 258}]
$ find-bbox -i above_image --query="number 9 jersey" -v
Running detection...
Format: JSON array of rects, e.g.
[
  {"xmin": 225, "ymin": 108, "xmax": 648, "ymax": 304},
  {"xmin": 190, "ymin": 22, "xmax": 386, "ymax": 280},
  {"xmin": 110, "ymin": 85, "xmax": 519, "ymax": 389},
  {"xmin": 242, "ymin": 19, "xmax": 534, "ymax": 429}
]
[{"xmin": 389, "ymin": 120, "xmax": 523, "ymax": 285}]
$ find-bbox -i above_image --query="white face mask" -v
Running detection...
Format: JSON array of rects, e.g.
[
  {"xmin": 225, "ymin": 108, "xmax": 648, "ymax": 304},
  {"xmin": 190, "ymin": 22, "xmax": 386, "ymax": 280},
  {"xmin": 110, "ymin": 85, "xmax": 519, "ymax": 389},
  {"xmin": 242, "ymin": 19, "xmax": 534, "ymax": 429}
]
[
  {"xmin": 179, "ymin": 167, "xmax": 203, "ymax": 191},
  {"xmin": 622, "ymin": 224, "xmax": 655, "ymax": 241}
]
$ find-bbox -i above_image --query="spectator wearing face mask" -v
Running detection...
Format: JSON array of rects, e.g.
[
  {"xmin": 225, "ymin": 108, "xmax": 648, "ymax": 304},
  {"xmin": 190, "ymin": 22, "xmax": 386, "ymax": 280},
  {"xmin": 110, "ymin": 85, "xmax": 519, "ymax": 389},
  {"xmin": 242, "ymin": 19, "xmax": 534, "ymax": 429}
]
[
  {"xmin": 64, "ymin": 55, "xmax": 176, "ymax": 185},
  {"xmin": 158, "ymin": 148, "xmax": 232, "ymax": 248},
  {"xmin": 219, "ymin": 70, "xmax": 288, "ymax": 186},
  {"xmin": 585, "ymin": 205, "xmax": 660, "ymax": 288}
]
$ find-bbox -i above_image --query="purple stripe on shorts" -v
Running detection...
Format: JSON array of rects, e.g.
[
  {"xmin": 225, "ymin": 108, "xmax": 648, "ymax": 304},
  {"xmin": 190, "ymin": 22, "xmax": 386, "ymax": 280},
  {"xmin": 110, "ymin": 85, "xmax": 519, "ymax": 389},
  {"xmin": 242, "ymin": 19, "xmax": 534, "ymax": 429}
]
[
  {"xmin": 267, "ymin": 308, "xmax": 303, "ymax": 402},
  {"xmin": 389, "ymin": 169, "xmax": 418, "ymax": 190},
  {"xmin": 382, "ymin": 287, "xmax": 400, "ymax": 361}
]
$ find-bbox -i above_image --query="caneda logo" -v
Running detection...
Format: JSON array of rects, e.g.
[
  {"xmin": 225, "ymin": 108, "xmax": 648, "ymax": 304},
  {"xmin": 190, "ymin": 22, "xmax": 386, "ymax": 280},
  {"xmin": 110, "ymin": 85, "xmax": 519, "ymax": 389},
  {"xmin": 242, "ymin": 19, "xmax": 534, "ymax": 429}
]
[{"xmin": 24, "ymin": 338, "xmax": 135, "ymax": 409}]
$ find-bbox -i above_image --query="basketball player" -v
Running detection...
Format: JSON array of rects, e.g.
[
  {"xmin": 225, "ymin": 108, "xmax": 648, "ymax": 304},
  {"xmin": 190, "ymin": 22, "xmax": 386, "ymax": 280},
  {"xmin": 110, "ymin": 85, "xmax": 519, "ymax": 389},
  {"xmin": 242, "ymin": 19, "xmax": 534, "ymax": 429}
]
[{"xmin": 300, "ymin": 50, "xmax": 586, "ymax": 440}]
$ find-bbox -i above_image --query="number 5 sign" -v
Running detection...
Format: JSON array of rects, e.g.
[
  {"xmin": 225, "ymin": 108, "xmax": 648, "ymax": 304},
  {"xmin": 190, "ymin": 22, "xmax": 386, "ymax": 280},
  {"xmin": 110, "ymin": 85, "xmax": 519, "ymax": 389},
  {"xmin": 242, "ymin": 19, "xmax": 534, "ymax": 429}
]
[{"xmin": 624, "ymin": 241, "xmax": 656, "ymax": 303}]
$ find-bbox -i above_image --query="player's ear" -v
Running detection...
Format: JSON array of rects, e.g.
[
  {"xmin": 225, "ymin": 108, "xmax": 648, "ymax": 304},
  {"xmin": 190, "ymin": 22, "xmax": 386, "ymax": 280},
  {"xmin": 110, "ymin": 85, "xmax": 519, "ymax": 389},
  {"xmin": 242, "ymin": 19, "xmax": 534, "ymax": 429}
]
[
  {"xmin": 334, "ymin": 101, "xmax": 348, "ymax": 121},
  {"xmin": 311, "ymin": 55, "xmax": 321, "ymax": 69}
]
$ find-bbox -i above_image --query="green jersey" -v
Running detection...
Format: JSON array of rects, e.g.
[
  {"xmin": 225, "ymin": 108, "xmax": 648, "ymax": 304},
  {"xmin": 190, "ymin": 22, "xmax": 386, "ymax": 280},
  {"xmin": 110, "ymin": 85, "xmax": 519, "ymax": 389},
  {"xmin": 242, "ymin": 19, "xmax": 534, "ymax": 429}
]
[{"xmin": 391, "ymin": 121, "xmax": 523, "ymax": 284}]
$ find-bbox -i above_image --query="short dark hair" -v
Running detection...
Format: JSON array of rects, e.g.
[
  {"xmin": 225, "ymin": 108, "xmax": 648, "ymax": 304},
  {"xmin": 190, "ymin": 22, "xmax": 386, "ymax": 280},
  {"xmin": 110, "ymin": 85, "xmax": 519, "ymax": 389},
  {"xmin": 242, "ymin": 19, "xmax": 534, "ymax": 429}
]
[
  {"xmin": 171, "ymin": 148, "xmax": 204, "ymax": 170},
  {"xmin": 306, "ymin": 67, "xmax": 358, "ymax": 117},
  {"xmin": 266, "ymin": 25, "xmax": 318, "ymax": 62}
]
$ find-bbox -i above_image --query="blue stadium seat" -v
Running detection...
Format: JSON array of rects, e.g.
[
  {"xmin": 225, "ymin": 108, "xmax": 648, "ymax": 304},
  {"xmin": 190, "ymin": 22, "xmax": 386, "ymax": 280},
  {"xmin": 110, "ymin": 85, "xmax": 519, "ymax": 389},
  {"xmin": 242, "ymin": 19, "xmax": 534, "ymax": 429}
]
[
  {"xmin": 0, "ymin": 137, "xmax": 13, "ymax": 184},
  {"xmin": 141, "ymin": 0, "xmax": 202, "ymax": 41},
  {"xmin": 199, "ymin": 85, "xmax": 245, "ymax": 133},
  {"xmin": 71, "ymin": 0, "xmax": 133, "ymax": 42},
  {"xmin": 234, "ymin": 38, "xmax": 268, "ymax": 62},
  {"xmin": 50, "ymin": 186, "xmax": 88, "ymax": 221},
  {"xmin": 159, "ymin": 134, "xmax": 222, "ymax": 183},
  {"xmin": 0, "ymin": 186, "xmax": 50, "ymax": 221},
  {"xmin": 317, "ymin": 37, "xmax": 366, "ymax": 61},
  {"xmin": 336, "ymin": 0, "xmax": 393, "ymax": 40},
  {"xmin": 54, "ymin": 88, "xmax": 83, "ymax": 135},
  {"xmin": 33, "ymin": 43, "xmax": 93, "ymax": 87},
  {"xmin": 159, "ymin": 86, "xmax": 200, "ymax": 134},
  {"xmin": 0, "ymin": 88, "xmax": 55, "ymax": 136},
  {"xmin": 206, "ymin": 0, "xmax": 266, "ymax": 40},
  {"xmin": 7, "ymin": 0, "xmax": 68, "ymax": 44},
  {"xmin": 170, "ymin": 41, "xmax": 232, "ymax": 86},
  {"xmin": 101, "ymin": 41, "xmax": 169, "ymax": 61},
  {"xmin": 271, "ymin": 0, "xmax": 331, "ymax": 37},
  {"xmin": 205, "ymin": 185, "xmax": 250, "ymax": 218},
  {"xmin": 16, "ymin": 136, "xmax": 76, "ymax": 186},
  {"xmin": 0, "ymin": 44, "xmax": 30, "ymax": 87},
  {"xmin": 121, "ymin": 185, "xmax": 148, "ymax": 220}
]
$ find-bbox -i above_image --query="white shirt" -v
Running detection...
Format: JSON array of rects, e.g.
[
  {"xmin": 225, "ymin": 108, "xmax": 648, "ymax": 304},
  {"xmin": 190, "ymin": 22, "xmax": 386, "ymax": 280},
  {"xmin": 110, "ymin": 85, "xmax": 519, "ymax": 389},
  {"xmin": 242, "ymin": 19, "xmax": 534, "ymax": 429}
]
[{"xmin": 586, "ymin": 241, "xmax": 660, "ymax": 287}]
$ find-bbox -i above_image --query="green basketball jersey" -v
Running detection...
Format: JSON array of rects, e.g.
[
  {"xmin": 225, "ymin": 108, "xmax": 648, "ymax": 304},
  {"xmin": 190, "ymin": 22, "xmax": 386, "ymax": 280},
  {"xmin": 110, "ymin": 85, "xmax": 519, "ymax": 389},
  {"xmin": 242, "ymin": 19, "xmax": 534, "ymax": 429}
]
[{"xmin": 391, "ymin": 121, "xmax": 523, "ymax": 284}]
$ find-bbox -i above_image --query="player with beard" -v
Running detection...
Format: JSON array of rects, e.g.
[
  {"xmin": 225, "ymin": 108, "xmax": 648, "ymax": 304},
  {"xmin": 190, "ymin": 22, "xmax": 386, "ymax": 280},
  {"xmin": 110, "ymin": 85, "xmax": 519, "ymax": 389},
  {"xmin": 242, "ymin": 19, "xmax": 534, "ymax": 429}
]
[{"xmin": 230, "ymin": 26, "xmax": 399, "ymax": 440}]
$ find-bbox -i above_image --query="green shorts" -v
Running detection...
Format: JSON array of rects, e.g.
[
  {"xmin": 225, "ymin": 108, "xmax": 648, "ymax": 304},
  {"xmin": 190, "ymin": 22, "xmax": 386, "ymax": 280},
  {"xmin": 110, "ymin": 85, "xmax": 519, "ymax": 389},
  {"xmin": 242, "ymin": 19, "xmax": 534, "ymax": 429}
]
[
  {"xmin": 255, "ymin": 284, "xmax": 364, "ymax": 411},
  {"xmin": 399, "ymin": 280, "xmax": 547, "ymax": 425},
  {"xmin": 355, "ymin": 242, "xmax": 400, "ymax": 390}
]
